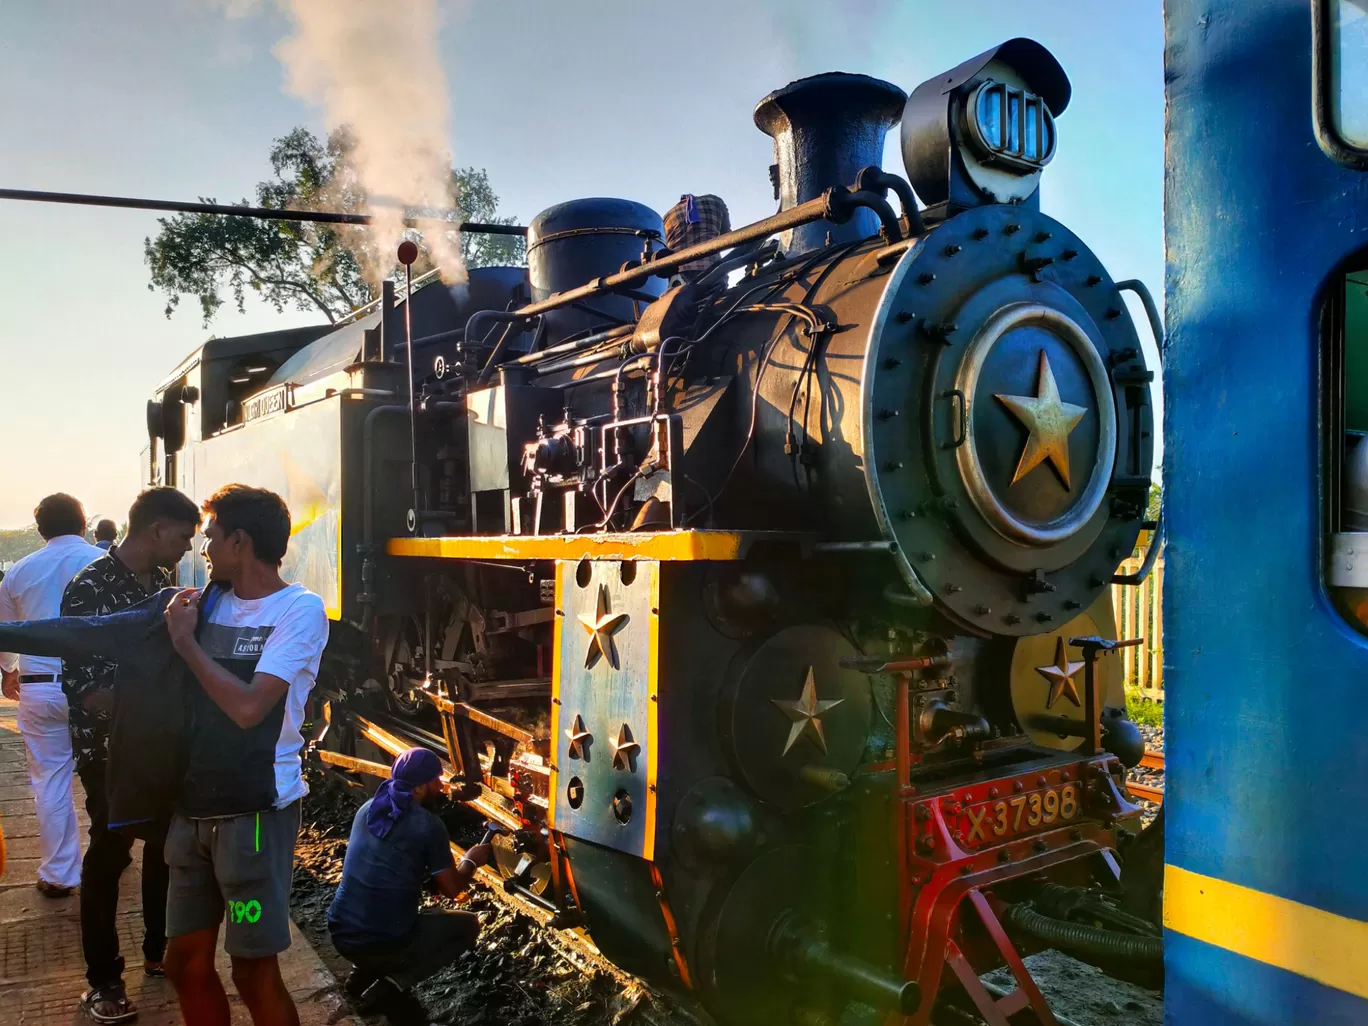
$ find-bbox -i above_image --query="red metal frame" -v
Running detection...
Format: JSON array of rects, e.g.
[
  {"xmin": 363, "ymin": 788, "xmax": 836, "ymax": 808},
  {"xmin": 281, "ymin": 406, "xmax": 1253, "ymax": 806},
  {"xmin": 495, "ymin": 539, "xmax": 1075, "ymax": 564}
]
[{"xmin": 886, "ymin": 673, "xmax": 1140, "ymax": 1025}]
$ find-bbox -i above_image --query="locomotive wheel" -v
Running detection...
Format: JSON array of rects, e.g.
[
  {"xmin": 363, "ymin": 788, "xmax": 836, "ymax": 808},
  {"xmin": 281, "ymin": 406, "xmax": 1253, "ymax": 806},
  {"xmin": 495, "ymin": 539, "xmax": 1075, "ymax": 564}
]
[{"xmin": 489, "ymin": 833, "xmax": 552, "ymax": 897}]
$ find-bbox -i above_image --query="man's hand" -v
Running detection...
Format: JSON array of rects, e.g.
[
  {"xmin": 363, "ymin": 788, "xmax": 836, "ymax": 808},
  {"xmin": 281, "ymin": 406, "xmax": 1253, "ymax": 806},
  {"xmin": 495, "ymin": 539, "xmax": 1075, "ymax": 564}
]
[
  {"xmin": 164, "ymin": 589, "xmax": 201, "ymax": 652},
  {"xmin": 462, "ymin": 842, "xmax": 494, "ymax": 869},
  {"xmin": 1, "ymin": 669, "xmax": 18, "ymax": 701},
  {"xmin": 437, "ymin": 841, "xmax": 496, "ymax": 900}
]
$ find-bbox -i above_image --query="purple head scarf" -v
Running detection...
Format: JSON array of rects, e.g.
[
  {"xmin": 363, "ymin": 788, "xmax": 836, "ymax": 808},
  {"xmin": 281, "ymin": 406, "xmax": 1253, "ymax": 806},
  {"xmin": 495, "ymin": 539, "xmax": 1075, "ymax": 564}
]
[{"xmin": 366, "ymin": 747, "xmax": 443, "ymax": 839}]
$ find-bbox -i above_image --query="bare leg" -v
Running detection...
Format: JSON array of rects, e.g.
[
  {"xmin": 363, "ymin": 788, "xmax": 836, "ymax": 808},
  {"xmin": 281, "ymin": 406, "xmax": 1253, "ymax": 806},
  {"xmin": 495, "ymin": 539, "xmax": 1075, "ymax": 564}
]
[
  {"xmin": 231, "ymin": 954, "xmax": 300, "ymax": 1026},
  {"xmin": 165, "ymin": 927, "xmax": 229, "ymax": 1026}
]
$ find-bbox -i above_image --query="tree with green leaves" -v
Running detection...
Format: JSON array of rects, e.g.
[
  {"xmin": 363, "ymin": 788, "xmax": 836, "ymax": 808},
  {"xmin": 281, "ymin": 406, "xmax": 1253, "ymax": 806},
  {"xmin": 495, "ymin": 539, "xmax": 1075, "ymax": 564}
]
[{"xmin": 145, "ymin": 127, "xmax": 525, "ymax": 326}]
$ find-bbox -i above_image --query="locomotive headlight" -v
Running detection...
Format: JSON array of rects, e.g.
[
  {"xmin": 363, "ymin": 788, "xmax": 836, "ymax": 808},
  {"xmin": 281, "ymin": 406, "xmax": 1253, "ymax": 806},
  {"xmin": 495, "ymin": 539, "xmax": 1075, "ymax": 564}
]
[{"xmin": 963, "ymin": 79, "xmax": 1057, "ymax": 173}]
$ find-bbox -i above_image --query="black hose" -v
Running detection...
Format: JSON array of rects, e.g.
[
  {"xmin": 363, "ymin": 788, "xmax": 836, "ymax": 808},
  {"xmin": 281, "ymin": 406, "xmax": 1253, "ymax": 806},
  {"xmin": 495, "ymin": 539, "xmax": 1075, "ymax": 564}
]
[
  {"xmin": 691, "ymin": 238, "xmax": 780, "ymax": 289},
  {"xmin": 1005, "ymin": 902, "xmax": 1163, "ymax": 962},
  {"xmin": 855, "ymin": 167, "xmax": 925, "ymax": 236},
  {"xmin": 829, "ymin": 188, "xmax": 902, "ymax": 243}
]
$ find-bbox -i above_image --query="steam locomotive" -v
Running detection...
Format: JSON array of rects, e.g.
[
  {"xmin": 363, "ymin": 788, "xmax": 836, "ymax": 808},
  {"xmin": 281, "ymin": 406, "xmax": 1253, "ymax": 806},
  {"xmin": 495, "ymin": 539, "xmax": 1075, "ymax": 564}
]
[{"xmin": 144, "ymin": 38, "xmax": 1160, "ymax": 1026}]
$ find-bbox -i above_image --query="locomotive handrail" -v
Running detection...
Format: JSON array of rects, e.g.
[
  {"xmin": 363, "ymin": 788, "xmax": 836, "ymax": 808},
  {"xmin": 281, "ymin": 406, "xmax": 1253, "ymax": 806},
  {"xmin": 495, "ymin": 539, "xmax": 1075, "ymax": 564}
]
[
  {"xmin": 1114, "ymin": 279, "xmax": 1164, "ymax": 361},
  {"xmin": 496, "ymin": 183, "xmax": 903, "ymax": 326},
  {"xmin": 1111, "ymin": 278, "xmax": 1163, "ymax": 587},
  {"xmin": 1113, "ymin": 504, "xmax": 1164, "ymax": 586}
]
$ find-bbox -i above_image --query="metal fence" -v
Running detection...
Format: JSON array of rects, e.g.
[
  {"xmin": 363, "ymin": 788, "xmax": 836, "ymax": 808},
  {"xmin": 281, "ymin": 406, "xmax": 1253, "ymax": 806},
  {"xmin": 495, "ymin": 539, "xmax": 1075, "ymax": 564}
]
[{"xmin": 1111, "ymin": 531, "xmax": 1164, "ymax": 701}]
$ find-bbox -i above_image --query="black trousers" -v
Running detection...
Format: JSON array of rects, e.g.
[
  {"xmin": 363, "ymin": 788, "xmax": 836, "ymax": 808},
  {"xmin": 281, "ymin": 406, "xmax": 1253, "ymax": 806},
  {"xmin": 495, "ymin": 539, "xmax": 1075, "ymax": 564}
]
[
  {"xmin": 78, "ymin": 761, "xmax": 170, "ymax": 988},
  {"xmin": 334, "ymin": 910, "xmax": 480, "ymax": 991}
]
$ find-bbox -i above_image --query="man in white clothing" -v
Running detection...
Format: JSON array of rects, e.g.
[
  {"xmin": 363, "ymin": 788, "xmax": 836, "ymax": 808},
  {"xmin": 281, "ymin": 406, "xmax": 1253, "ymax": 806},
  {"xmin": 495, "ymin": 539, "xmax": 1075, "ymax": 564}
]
[{"xmin": 0, "ymin": 493, "xmax": 105, "ymax": 896}]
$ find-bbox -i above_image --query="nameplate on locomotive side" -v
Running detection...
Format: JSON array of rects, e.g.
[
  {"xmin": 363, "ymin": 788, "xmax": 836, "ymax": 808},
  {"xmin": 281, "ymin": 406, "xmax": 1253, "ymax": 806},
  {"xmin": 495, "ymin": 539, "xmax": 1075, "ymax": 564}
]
[
  {"xmin": 243, "ymin": 385, "xmax": 289, "ymax": 422},
  {"xmin": 964, "ymin": 783, "xmax": 1080, "ymax": 846}
]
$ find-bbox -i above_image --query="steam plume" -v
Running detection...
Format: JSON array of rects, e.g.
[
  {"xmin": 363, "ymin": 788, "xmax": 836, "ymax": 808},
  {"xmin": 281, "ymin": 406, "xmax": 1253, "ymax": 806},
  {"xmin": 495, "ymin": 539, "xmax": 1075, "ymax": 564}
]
[{"xmin": 277, "ymin": 0, "xmax": 467, "ymax": 285}]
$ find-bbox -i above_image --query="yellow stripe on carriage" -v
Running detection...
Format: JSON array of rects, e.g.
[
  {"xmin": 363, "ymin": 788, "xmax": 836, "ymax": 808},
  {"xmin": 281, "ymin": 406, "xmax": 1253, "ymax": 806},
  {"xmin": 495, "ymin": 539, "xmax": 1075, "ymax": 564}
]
[{"xmin": 1164, "ymin": 864, "xmax": 1368, "ymax": 1000}]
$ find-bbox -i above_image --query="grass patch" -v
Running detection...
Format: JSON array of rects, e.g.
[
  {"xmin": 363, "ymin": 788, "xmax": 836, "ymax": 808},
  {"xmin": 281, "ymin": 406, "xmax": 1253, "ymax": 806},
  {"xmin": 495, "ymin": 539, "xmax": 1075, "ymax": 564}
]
[{"xmin": 1125, "ymin": 687, "xmax": 1164, "ymax": 728}]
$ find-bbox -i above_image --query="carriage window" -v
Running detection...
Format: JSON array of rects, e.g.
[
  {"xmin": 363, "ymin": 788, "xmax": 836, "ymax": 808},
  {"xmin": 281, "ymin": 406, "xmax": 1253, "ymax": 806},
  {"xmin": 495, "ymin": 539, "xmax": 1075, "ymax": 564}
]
[
  {"xmin": 1331, "ymin": 0, "xmax": 1368, "ymax": 150},
  {"xmin": 1327, "ymin": 265, "xmax": 1368, "ymax": 630}
]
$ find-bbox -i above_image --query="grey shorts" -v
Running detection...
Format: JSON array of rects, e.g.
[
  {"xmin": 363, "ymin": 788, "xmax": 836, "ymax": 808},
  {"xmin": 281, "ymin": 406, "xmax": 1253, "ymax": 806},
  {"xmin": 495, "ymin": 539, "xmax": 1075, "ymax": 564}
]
[{"xmin": 165, "ymin": 801, "xmax": 301, "ymax": 958}]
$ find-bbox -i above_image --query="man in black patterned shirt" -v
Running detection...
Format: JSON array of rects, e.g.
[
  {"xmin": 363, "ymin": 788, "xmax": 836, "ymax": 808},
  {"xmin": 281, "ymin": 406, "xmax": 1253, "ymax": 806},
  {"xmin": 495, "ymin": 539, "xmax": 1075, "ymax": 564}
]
[{"xmin": 61, "ymin": 487, "xmax": 199, "ymax": 1024}]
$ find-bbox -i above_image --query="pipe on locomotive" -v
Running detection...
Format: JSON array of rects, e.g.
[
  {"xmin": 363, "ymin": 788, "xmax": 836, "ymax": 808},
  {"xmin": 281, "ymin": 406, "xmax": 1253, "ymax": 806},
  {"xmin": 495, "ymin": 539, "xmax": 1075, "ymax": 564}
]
[{"xmin": 0, "ymin": 186, "xmax": 529, "ymax": 235}]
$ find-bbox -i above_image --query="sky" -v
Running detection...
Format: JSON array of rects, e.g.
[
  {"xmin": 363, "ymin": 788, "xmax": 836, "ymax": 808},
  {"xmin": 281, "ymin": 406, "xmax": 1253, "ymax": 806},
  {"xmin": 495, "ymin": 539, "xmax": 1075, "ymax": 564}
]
[{"xmin": 0, "ymin": 0, "xmax": 1163, "ymax": 530}]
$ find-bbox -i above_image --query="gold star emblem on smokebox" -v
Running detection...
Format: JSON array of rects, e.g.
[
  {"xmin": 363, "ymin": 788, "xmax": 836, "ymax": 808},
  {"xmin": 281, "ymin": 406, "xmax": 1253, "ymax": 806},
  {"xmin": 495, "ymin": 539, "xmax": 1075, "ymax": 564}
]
[
  {"xmin": 610, "ymin": 723, "xmax": 640, "ymax": 771},
  {"xmin": 771, "ymin": 668, "xmax": 844, "ymax": 756},
  {"xmin": 995, "ymin": 349, "xmax": 1088, "ymax": 489},
  {"xmin": 565, "ymin": 714, "xmax": 592, "ymax": 760},
  {"xmin": 1035, "ymin": 638, "xmax": 1085, "ymax": 710},
  {"xmin": 579, "ymin": 585, "xmax": 628, "ymax": 670}
]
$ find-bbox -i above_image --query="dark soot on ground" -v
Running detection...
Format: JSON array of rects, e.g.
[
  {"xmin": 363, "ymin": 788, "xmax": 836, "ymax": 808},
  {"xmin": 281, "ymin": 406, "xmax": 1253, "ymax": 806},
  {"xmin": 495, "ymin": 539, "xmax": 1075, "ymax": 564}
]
[{"xmin": 291, "ymin": 772, "xmax": 698, "ymax": 1026}]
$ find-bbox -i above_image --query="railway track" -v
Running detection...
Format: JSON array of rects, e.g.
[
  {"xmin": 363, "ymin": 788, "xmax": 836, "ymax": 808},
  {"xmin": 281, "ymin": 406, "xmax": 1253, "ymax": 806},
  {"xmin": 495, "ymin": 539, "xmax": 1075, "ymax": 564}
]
[{"xmin": 1128, "ymin": 749, "xmax": 1165, "ymax": 804}]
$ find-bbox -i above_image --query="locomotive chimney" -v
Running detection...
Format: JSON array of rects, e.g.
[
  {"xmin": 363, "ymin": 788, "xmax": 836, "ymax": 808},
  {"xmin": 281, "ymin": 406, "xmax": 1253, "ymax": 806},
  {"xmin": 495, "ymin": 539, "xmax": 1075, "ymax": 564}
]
[{"xmin": 754, "ymin": 72, "xmax": 907, "ymax": 255}]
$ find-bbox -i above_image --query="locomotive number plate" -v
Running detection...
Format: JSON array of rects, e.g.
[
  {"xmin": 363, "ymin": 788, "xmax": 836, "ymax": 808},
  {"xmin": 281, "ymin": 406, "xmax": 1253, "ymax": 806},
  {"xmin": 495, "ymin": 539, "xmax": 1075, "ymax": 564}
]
[{"xmin": 964, "ymin": 784, "xmax": 1081, "ymax": 845}]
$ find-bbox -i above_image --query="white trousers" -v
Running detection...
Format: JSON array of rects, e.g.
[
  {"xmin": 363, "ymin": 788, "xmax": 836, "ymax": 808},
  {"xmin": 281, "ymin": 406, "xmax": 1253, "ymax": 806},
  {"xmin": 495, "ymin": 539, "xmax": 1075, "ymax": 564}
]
[{"xmin": 16, "ymin": 684, "xmax": 81, "ymax": 888}]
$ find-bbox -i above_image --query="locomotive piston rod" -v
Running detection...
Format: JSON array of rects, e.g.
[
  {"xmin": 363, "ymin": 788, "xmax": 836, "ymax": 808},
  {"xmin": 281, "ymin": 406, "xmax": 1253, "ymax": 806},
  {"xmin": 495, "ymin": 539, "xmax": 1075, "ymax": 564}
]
[{"xmin": 768, "ymin": 911, "xmax": 920, "ymax": 1014}]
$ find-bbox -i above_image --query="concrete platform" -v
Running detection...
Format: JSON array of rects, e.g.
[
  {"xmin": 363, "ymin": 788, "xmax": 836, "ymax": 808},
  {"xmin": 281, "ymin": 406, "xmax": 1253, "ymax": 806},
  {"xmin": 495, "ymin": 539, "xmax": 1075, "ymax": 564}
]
[{"xmin": 0, "ymin": 698, "xmax": 354, "ymax": 1025}]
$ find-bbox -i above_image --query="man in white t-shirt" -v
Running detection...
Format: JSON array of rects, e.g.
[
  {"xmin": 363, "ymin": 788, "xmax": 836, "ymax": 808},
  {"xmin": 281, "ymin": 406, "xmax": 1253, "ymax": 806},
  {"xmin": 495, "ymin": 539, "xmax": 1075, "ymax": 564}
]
[{"xmin": 161, "ymin": 484, "xmax": 328, "ymax": 1026}]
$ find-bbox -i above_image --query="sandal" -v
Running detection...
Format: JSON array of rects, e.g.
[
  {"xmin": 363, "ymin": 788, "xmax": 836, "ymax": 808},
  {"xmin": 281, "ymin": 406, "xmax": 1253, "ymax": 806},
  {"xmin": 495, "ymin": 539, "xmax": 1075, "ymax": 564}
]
[
  {"xmin": 79, "ymin": 983, "xmax": 138, "ymax": 1024},
  {"xmin": 36, "ymin": 878, "xmax": 73, "ymax": 899},
  {"xmin": 143, "ymin": 961, "xmax": 165, "ymax": 978}
]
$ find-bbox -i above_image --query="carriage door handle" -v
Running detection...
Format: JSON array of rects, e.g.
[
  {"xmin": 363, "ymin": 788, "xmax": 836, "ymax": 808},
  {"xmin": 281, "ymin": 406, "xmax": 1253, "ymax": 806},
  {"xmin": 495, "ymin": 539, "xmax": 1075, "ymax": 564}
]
[{"xmin": 939, "ymin": 389, "xmax": 967, "ymax": 449}]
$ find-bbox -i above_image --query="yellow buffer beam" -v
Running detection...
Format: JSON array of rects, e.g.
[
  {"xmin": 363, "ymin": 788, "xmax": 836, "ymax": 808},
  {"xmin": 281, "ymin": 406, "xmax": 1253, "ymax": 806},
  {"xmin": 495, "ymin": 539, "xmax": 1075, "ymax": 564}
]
[{"xmin": 387, "ymin": 530, "xmax": 805, "ymax": 562}]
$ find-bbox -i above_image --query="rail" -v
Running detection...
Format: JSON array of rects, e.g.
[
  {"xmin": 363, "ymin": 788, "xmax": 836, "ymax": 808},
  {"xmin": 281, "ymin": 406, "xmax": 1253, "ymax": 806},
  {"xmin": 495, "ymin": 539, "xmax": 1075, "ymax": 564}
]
[{"xmin": 1127, "ymin": 749, "xmax": 1165, "ymax": 804}]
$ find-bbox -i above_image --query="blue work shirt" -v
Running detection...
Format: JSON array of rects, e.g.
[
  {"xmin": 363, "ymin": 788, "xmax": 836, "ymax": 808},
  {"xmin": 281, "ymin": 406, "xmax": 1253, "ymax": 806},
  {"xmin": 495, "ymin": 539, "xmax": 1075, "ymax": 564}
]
[{"xmin": 327, "ymin": 797, "xmax": 456, "ymax": 948}]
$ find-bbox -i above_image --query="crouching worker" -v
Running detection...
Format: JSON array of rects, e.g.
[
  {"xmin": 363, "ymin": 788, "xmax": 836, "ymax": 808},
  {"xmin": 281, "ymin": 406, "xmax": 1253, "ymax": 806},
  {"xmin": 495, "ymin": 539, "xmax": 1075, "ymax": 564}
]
[{"xmin": 327, "ymin": 748, "xmax": 493, "ymax": 1024}]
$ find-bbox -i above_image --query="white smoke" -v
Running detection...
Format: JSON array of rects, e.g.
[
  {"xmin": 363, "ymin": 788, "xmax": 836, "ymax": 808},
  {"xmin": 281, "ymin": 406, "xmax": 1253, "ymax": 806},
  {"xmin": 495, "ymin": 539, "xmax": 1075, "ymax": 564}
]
[{"xmin": 276, "ymin": 0, "xmax": 468, "ymax": 286}]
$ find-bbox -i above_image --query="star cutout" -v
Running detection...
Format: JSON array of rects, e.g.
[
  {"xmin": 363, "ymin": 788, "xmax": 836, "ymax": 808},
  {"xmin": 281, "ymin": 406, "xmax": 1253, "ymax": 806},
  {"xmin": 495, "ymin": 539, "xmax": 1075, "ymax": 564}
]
[
  {"xmin": 1034, "ymin": 637, "xmax": 1085, "ymax": 709},
  {"xmin": 995, "ymin": 349, "xmax": 1088, "ymax": 489},
  {"xmin": 771, "ymin": 668, "xmax": 845, "ymax": 756},
  {"xmin": 610, "ymin": 722, "xmax": 640, "ymax": 771},
  {"xmin": 578, "ymin": 585, "xmax": 628, "ymax": 670},
  {"xmin": 565, "ymin": 713, "xmax": 592, "ymax": 760}
]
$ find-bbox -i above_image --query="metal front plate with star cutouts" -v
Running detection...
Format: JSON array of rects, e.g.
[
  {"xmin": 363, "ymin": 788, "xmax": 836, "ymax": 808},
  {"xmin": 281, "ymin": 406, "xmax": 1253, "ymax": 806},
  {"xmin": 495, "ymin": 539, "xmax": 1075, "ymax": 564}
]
[{"xmin": 551, "ymin": 559, "xmax": 657, "ymax": 858}]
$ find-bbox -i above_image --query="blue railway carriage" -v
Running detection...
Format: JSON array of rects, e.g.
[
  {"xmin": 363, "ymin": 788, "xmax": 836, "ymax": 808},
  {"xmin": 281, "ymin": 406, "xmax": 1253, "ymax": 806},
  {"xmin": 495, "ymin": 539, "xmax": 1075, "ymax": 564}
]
[{"xmin": 1164, "ymin": 0, "xmax": 1368, "ymax": 1022}]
